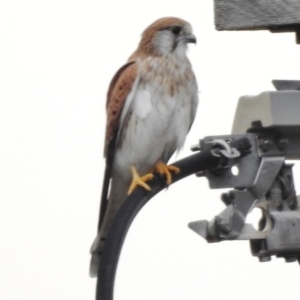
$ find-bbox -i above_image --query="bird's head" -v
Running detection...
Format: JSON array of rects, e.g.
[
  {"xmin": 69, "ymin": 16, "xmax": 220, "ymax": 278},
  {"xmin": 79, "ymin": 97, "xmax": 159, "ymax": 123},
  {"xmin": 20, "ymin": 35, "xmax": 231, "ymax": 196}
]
[{"xmin": 137, "ymin": 17, "xmax": 196, "ymax": 58}]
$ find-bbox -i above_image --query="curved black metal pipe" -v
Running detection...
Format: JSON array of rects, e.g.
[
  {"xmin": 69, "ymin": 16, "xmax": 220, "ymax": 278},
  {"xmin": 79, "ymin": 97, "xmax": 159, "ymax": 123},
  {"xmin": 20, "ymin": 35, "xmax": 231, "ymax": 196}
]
[{"xmin": 96, "ymin": 149, "xmax": 221, "ymax": 300}]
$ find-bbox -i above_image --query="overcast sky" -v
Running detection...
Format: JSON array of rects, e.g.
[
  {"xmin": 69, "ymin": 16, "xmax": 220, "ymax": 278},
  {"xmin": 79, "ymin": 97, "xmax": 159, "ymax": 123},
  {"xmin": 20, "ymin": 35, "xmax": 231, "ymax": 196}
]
[{"xmin": 1, "ymin": 1, "xmax": 300, "ymax": 300}]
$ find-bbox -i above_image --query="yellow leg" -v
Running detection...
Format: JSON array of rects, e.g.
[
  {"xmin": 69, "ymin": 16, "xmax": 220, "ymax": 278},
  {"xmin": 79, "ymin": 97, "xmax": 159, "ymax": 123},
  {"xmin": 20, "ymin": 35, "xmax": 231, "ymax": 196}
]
[
  {"xmin": 127, "ymin": 166, "xmax": 154, "ymax": 195},
  {"xmin": 154, "ymin": 160, "xmax": 180, "ymax": 185}
]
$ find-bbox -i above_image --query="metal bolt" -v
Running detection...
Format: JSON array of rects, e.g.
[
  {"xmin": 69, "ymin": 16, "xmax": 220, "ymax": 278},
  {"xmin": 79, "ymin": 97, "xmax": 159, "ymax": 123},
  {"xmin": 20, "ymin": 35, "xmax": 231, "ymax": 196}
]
[
  {"xmin": 277, "ymin": 202, "xmax": 284, "ymax": 211},
  {"xmin": 259, "ymin": 139, "xmax": 271, "ymax": 152},
  {"xmin": 216, "ymin": 217, "xmax": 231, "ymax": 234},
  {"xmin": 228, "ymin": 191, "xmax": 236, "ymax": 200},
  {"xmin": 219, "ymin": 222, "xmax": 231, "ymax": 234},
  {"xmin": 277, "ymin": 138, "xmax": 288, "ymax": 151},
  {"xmin": 221, "ymin": 193, "xmax": 231, "ymax": 205},
  {"xmin": 289, "ymin": 201, "xmax": 297, "ymax": 210},
  {"xmin": 259, "ymin": 256, "xmax": 271, "ymax": 262},
  {"xmin": 285, "ymin": 256, "xmax": 297, "ymax": 263}
]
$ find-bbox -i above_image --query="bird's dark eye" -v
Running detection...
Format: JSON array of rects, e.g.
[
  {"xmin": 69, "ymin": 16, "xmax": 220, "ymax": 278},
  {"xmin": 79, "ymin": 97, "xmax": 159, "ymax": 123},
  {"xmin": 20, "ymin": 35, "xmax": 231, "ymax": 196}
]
[{"xmin": 171, "ymin": 26, "xmax": 182, "ymax": 35}]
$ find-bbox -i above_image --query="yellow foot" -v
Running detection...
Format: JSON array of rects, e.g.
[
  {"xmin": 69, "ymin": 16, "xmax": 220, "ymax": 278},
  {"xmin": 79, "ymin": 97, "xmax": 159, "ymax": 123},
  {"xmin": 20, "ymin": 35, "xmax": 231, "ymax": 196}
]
[
  {"xmin": 127, "ymin": 166, "xmax": 154, "ymax": 195},
  {"xmin": 154, "ymin": 160, "xmax": 180, "ymax": 185}
]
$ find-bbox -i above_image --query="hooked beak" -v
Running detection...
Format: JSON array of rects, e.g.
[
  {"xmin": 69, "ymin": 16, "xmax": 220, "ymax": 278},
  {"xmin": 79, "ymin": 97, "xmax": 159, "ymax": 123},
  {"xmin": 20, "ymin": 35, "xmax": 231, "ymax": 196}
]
[{"xmin": 180, "ymin": 33, "xmax": 197, "ymax": 44}]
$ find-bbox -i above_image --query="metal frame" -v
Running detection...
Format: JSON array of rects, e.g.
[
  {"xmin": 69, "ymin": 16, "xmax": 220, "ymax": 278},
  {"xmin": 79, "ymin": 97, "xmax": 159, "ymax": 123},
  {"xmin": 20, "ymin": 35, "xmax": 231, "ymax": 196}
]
[{"xmin": 189, "ymin": 81, "xmax": 300, "ymax": 263}]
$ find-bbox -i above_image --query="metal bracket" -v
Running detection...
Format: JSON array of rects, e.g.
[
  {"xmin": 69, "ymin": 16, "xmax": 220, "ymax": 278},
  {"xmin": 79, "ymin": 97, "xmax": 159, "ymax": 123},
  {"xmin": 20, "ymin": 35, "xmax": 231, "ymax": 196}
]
[
  {"xmin": 189, "ymin": 156, "xmax": 285, "ymax": 241},
  {"xmin": 189, "ymin": 83, "xmax": 300, "ymax": 263},
  {"xmin": 189, "ymin": 133, "xmax": 300, "ymax": 262}
]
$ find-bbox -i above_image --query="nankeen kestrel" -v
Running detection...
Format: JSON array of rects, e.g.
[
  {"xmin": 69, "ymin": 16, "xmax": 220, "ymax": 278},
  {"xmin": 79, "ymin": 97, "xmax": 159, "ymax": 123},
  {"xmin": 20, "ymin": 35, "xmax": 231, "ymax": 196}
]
[{"xmin": 90, "ymin": 17, "xmax": 198, "ymax": 276}]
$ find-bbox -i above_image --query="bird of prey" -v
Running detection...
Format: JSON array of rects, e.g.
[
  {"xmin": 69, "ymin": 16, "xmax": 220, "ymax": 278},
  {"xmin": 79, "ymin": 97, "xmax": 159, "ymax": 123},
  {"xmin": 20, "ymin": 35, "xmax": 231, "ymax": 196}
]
[{"xmin": 90, "ymin": 17, "xmax": 198, "ymax": 277}]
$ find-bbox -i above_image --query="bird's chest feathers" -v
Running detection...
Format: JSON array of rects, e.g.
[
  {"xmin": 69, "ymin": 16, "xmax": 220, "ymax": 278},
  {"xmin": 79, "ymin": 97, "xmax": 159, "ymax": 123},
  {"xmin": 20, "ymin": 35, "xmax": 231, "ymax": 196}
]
[
  {"xmin": 133, "ymin": 57, "xmax": 194, "ymax": 120},
  {"xmin": 114, "ymin": 56, "xmax": 196, "ymax": 174}
]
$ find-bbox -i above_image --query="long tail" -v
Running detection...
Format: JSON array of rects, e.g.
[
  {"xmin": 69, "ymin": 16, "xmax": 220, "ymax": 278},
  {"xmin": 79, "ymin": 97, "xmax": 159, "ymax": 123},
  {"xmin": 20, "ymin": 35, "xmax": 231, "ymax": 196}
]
[{"xmin": 90, "ymin": 173, "xmax": 130, "ymax": 277}]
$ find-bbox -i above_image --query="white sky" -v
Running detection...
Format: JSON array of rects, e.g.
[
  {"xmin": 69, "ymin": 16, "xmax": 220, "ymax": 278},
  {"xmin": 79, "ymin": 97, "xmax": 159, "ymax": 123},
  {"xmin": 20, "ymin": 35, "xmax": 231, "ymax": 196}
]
[{"xmin": 1, "ymin": 1, "xmax": 300, "ymax": 299}]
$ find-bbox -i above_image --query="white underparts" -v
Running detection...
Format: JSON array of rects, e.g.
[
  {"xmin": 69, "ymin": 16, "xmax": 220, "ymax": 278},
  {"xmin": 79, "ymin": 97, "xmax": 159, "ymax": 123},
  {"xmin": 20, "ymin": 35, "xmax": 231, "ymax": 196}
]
[
  {"xmin": 113, "ymin": 55, "xmax": 198, "ymax": 180},
  {"xmin": 133, "ymin": 89, "xmax": 152, "ymax": 119}
]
